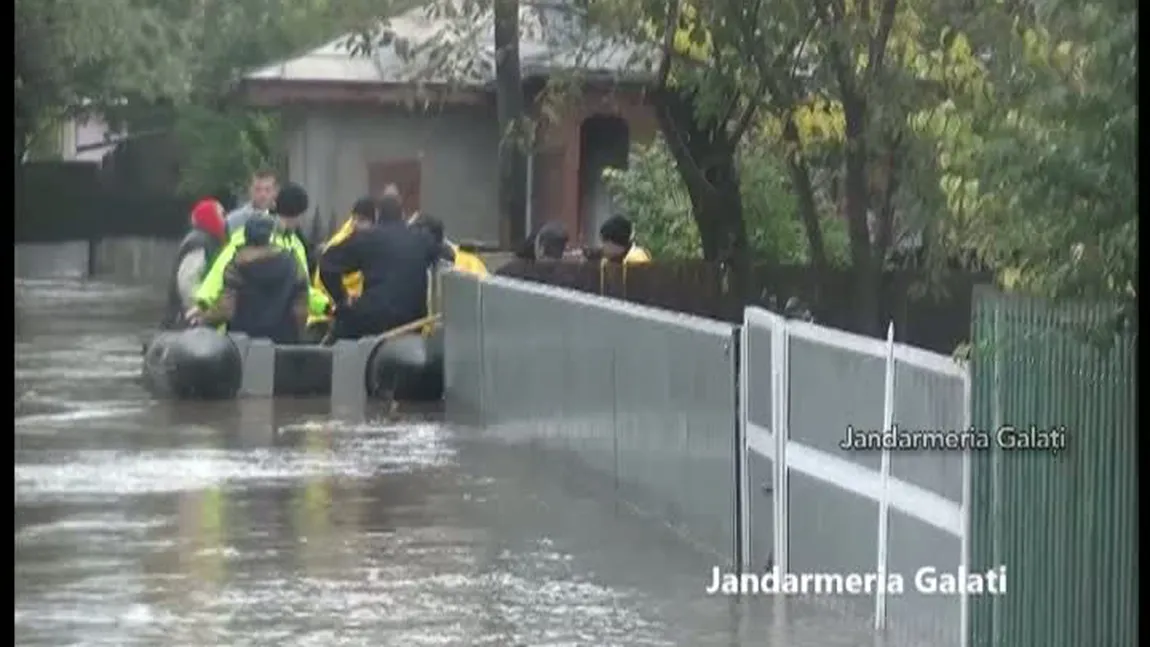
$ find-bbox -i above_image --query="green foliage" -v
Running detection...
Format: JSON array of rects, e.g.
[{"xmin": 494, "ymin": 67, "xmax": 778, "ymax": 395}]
[
  {"xmin": 168, "ymin": 0, "xmax": 384, "ymax": 198},
  {"xmin": 928, "ymin": 0, "xmax": 1136, "ymax": 323},
  {"xmin": 604, "ymin": 141, "xmax": 699, "ymax": 258},
  {"xmin": 15, "ymin": 0, "xmax": 194, "ymax": 160},
  {"xmin": 605, "ymin": 137, "xmax": 850, "ymax": 264},
  {"xmin": 173, "ymin": 107, "xmax": 280, "ymax": 198},
  {"xmin": 16, "ymin": 0, "xmax": 385, "ymax": 190}
]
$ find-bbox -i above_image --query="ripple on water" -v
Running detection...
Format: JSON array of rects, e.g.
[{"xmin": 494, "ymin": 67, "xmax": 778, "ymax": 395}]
[
  {"xmin": 15, "ymin": 405, "xmax": 150, "ymax": 429},
  {"xmin": 15, "ymin": 424, "xmax": 457, "ymax": 504}
]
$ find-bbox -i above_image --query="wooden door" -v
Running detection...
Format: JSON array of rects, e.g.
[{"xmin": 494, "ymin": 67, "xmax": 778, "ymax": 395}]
[{"xmin": 368, "ymin": 159, "xmax": 422, "ymax": 217}]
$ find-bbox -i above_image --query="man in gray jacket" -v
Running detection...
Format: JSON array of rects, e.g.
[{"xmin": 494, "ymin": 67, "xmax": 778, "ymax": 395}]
[{"xmin": 225, "ymin": 169, "xmax": 278, "ymax": 235}]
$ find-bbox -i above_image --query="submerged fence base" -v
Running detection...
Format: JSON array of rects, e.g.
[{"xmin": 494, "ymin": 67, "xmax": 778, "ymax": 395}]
[{"xmin": 443, "ymin": 269, "xmax": 741, "ymax": 565}]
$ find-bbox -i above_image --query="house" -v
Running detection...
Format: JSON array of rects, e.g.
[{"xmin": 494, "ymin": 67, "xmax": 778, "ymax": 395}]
[
  {"xmin": 239, "ymin": 2, "xmax": 658, "ymax": 246},
  {"xmin": 58, "ymin": 114, "xmax": 119, "ymax": 162}
]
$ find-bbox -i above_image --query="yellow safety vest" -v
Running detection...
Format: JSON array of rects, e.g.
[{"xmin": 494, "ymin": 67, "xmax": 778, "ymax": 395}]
[{"xmin": 194, "ymin": 226, "xmax": 329, "ymax": 318}]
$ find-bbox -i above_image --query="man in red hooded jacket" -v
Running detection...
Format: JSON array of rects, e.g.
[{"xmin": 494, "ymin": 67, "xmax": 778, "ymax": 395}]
[{"xmin": 161, "ymin": 199, "xmax": 228, "ymax": 329}]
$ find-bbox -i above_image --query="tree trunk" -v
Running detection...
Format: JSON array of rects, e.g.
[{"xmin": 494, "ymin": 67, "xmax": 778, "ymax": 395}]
[
  {"xmin": 841, "ymin": 96, "xmax": 882, "ymax": 336},
  {"xmin": 652, "ymin": 89, "xmax": 751, "ymax": 299},
  {"xmin": 493, "ymin": 0, "xmax": 527, "ymax": 249}
]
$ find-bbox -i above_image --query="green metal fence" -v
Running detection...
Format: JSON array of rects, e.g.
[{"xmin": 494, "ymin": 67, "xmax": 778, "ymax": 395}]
[{"xmin": 968, "ymin": 286, "xmax": 1137, "ymax": 647}]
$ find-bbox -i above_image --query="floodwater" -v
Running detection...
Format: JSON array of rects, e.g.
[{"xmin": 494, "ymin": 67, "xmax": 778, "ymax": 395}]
[{"xmin": 14, "ymin": 277, "xmax": 883, "ymax": 647}]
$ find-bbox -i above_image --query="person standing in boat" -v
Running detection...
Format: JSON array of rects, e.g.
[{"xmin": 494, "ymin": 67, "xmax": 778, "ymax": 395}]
[
  {"xmin": 304, "ymin": 196, "xmax": 377, "ymax": 341},
  {"xmin": 319, "ymin": 195, "xmax": 440, "ymax": 341},
  {"xmin": 189, "ymin": 182, "xmax": 329, "ymax": 325},
  {"xmin": 225, "ymin": 169, "xmax": 317, "ymax": 273},
  {"xmin": 198, "ymin": 217, "xmax": 309, "ymax": 343},
  {"xmin": 225, "ymin": 169, "xmax": 278, "ymax": 235},
  {"xmin": 161, "ymin": 199, "xmax": 228, "ymax": 330}
]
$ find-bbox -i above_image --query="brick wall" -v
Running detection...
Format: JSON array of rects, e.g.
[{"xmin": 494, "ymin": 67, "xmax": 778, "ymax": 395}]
[{"xmin": 532, "ymin": 85, "xmax": 656, "ymax": 244}]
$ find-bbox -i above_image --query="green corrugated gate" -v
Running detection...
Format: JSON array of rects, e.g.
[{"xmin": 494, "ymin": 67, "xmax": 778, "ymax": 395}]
[{"xmin": 968, "ymin": 286, "xmax": 1137, "ymax": 647}]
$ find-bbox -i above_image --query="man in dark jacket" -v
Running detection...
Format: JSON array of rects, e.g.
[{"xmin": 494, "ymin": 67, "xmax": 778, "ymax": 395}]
[
  {"xmin": 407, "ymin": 213, "xmax": 455, "ymax": 263},
  {"xmin": 161, "ymin": 199, "xmax": 228, "ymax": 329},
  {"xmin": 202, "ymin": 217, "xmax": 309, "ymax": 343},
  {"xmin": 319, "ymin": 195, "xmax": 440, "ymax": 340}
]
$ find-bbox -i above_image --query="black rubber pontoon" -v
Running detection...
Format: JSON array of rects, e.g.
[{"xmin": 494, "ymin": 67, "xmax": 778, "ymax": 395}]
[
  {"xmin": 141, "ymin": 326, "xmax": 444, "ymax": 401},
  {"xmin": 365, "ymin": 328, "xmax": 445, "ymax": 402},
  {"xmin": 142, "ymin": 328, "xmax": 243, "ymax": 399}
]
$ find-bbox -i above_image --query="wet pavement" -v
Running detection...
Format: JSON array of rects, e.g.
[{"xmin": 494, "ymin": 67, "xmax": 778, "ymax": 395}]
[{"xmin": 15, "ymin": 276, "xmax": 882, "ymax": 647}]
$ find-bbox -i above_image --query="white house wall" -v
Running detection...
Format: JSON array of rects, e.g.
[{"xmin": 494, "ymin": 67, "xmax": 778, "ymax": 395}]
[{"xmin": 286, "ymin": 105, "xmax": 501, "ymax": 243}]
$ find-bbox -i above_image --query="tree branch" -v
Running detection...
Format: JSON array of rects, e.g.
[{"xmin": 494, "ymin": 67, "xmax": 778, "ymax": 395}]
[
  {"xmin": 867, "ymin": 0, "xmax": 899, "ymax": 78},
  {"xmin": 717, "ymin": 0, "xmax": 763, "ymax": 127},
  {"xmin": 874, "ymin": 135, "xmax": 901, "ymax": 261},
  {"xmin": 729, "ymin": 75, "xmax": 769, "ymax": 143},
  {"xmin": 653, "ymin": 90, "xmax": 714, "ymax": 197},
  {"xmin": 651, "ymin": 0, "xmax": 715, "ymax": 197},
  {"xmin": 782, "ymin": 114, "xmax": 829, "ymax": 273},
  {"xmin": 654, "ymin": 0, "xmax": 682, "ymax": 89}
]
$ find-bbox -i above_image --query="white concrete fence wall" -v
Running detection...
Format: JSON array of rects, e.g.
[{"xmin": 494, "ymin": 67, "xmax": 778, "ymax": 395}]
[
  {"xmin": 443, "ymin": 270, "xmax": 972, "ymax": 647},
  {"xmin": 15, "ymin": 238, "xmax": 179, "ymax": 286}
]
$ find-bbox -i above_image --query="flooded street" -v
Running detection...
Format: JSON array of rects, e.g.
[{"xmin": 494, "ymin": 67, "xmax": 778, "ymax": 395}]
[{"xmin": 15, "ymin": 278, "xmax": 879, "ymax": 647}]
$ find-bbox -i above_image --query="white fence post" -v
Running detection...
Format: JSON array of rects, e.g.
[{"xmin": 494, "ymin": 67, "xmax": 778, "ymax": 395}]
[
  {"xmin": 772, "ymin": 318, "xmax": 789, "ymax": 578},
  {"xmin": 738, "ymin": 314, "xmax": 752, "ymax": 572},
  {"xmin": 875, "ymin": 321, "xmax": 896, "ymax": 631}
]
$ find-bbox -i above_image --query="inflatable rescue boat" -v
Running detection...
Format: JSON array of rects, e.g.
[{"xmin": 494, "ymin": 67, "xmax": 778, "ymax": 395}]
[{"xmin": 141, "ymin": 325, "xmax": 444, "ymax": 402}]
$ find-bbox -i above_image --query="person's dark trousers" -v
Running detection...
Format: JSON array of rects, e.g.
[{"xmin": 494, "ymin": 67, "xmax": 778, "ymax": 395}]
[
  {"xmin": 230, "ymin": 322, "xmax": 300, "ymax": 345},
  {"xmin": 329, "ymin": 302, "xmax": 414, "ymax": 341}
]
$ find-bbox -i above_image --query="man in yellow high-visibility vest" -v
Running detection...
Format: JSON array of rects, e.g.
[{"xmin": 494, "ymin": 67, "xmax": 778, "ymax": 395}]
[{"xmin": 188, "ymin": 183, "xmax": 330, "ymax": 326}]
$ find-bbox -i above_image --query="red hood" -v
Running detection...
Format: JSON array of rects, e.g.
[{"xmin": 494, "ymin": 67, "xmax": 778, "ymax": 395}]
[{"xmin": 190, "ymin": 200, "xmax": 226, "ymax": 241}]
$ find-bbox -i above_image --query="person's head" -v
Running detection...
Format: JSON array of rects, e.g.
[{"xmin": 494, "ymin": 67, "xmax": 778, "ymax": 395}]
[
  {"xmin": 248, "ymin": 169, "xmax": 278, "ymax": 211},
  {"xmin": 190, "ymin": 199, "xmax": 227, "ymax": 242},
  {"xmin": 350, "ymin": 196, "xmax": 377, "ymax": 229},
  {"xmin": 273, "ymin": 182, "xmax": 309, "ymax": 231},
  {"xmin": 377, "ymin": 195, "xmax": 405, "ymax": 224},
  {"xmin": 244, "ymin": 215, "xmax": 276, "ymax": 248},
  {"xmin": 409, "ymin": 213, "xmax": 445, "ymax": 246},
  {"xmin": 534, "ymin": 222, "xmax": 569, "ymax": 260},
  {"xmin": 598, "ymin": 215, "xmax": 634, "ymax": 262}
]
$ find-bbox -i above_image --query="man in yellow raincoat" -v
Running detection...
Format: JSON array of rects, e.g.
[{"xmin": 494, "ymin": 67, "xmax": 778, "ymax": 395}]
[{"xmin": 189, "ymin": 182, "xmax": 329, "ymax": 325}]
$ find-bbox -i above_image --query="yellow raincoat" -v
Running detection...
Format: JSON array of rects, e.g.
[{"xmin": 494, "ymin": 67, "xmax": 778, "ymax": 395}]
[
  {"xmin": 447, "ymin": 242, "xmax": 489, "ymax": 278},
  {"xmin": 306, "ymin": 217, "xmax": 364, "ymax": 327}
]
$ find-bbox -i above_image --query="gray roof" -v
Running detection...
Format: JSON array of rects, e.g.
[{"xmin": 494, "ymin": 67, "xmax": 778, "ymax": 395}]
[{"xmin": 245, "ymin": 2, "xmax": 653, "ymax": 87}]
